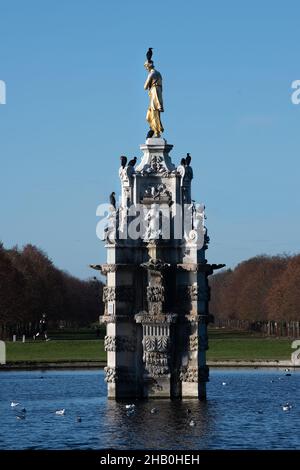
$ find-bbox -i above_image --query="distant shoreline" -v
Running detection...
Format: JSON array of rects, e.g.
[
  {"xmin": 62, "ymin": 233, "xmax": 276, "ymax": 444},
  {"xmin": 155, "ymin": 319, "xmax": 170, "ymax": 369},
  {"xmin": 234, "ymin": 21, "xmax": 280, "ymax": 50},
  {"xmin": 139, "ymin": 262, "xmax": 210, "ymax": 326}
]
[{"xmin": 0, "ymin": 360, "xmax": 298, "ymax": 371}]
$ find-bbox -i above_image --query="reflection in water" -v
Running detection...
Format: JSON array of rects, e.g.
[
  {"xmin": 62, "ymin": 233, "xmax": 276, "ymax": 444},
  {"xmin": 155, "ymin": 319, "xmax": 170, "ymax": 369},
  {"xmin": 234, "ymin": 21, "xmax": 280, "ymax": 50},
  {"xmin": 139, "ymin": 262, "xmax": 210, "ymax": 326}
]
[
  {"xmin": 103, "ymin": 399, "xmax": 215, "ymax": 449},
  {"xmin": 0, "ymin": 368, "xmax": 299, "ymax": 450}
]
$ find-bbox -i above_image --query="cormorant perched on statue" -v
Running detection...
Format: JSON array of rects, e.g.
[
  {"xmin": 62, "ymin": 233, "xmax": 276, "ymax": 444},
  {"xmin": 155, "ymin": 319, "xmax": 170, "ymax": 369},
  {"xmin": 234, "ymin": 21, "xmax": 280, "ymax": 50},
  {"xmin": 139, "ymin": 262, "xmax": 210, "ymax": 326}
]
[
  {"xmin": 109, "ymin": 192, "xmax": 116, "ymax": 209},
  {"xmin": 128, "ymin": 156, "xmax": 137, "ymax": 167},
  {"xmin": 146, "ymin": 129, "xmax": 154, "ymax": 139},
  {"xmin": 186, "ymin": 153, "xmax": 191, "ymax": 166},
  {"xmin": 146, "ymin": 48, "xmax": 153, "ymax": 63},
  {"xmin": 180, "ymin": 157, "xmax": 186, "ymax": 166},
  {"xmin": 120, "ymin": 155, "xmax": 127, "ymax": 168}
]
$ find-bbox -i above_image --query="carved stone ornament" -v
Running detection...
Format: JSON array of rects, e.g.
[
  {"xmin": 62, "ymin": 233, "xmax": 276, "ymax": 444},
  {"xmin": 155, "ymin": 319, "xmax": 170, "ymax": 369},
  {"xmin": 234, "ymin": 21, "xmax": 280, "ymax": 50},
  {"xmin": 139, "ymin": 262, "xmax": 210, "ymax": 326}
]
[
  {"xmin": 189, "ymin": 335, "xmax": 198, "ymax": 351},
  {"xmin": 141, "ymin": 182, "xmax": 172, "ymax": 203},
  {"xmin": 98, "ymin": 263, "xmax": 138, "ymax": 275},
  {"xmin": 103, "ymin": 287, "xmax": 116, "ymax": 302},
  {"xmin": 149, "ymin": 303, "xmax": 163, "ymax": 315},
  {"xmin": 143, "ymin": 336, "xmax": 169, "ymax": 352},
  {"xmin": 104, "ymin": 366, "xmax": 116, "ymax": 383},
  {"xmin": 100, "ymin": 314, "xmax": 133, "ymax": 324},
  {"xmin": 145, "ymin": 364, "xmax": 169, "ymax": 377},
  {"xmin": 104, "ymin": 366, "xmax": 136, "ymax": 383},
  {"xmin": 119, "ymin": 164, "xmax": 135, "ymax": 183},
  {"xmin": 104, "ymin": 335, "xmax": 136, "ymax": 352},
  {"xmin": 103, "ymin": 286, "xmax": 135, "ymax": 303},
  {"xmin": 141, "ymin": 258, "xmax": 170, "ymax": 272},
  {"xmin": 177, "ymin": 285, "xmax": 199, "ymax": 301},
  {"xmin": 143, "ymin": 351, "xmax": 168, "ymax": 367},
  {"xmin": 147, "ymin": 286, "xmax": 165, "ymax": 302},
  {"xmin": 98, "ymin": 264, "xmax": 117, "ymax": 275},
  {"xmin": 135, "ymin": 312, "xmax": 177, "ymax": 324},
  {"xmin": 180, "ymin": 366, "xmax": 209, "ymax": 383},
  {"xmin": 150, "ymin": 155, "xmax": 165, "ymax": 173},
  {"xmin": 177, "ymin": 263, "xmax": 226, "ymax": 274}
]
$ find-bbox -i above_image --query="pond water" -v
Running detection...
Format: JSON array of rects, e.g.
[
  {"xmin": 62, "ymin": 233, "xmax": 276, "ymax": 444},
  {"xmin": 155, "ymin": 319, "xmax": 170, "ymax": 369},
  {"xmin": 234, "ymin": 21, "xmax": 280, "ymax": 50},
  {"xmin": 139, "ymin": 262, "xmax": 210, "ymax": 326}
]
[{"xmin": 0, "ymin": 368, "xmax": 299, "ymax": 450}]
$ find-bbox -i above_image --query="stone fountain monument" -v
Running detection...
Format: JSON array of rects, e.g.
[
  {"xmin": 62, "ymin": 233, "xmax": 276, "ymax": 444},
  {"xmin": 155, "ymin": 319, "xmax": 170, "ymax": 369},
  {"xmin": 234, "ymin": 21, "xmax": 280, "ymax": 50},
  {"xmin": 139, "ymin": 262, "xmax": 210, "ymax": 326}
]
[{"xmin": 93, "ymin": 50, "xmax": 224, "ymax": 399}]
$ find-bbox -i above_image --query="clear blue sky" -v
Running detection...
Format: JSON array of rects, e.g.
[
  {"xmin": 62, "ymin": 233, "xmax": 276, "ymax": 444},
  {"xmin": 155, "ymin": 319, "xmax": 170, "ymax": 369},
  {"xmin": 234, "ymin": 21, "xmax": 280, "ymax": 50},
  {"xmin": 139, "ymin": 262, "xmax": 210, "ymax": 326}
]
[{"xmin": 0, "ymin": 0, "xmax": 299, "ymax": 279}]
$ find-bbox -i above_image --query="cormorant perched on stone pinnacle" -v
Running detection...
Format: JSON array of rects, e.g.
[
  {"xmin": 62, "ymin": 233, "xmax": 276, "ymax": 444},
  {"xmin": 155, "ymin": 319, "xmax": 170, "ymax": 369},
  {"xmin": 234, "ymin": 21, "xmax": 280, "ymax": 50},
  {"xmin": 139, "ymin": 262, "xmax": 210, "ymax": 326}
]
[
  {"xmin": 146, "ymin": 48, "xmax": 153, "ymax": 62},
  {"xmin": 146, "ymin": 129, "xmax": 154, "ymax": 139},
  {"xmin": 128, "ymin": 157, "xmax": 137, "ymax": 167},
  {"xmin": 109, "ymin": 192, "xmax": 116, "ymax": 209},
  {"xmin": 186, "ymin": 153, "xmax": 191, "ymax": 166},
  {"xmin": 181, "ymin": 157, "xmax": 186, "ymax": 166},
  {"xmin": 120, "ymin": 155, "xmax": 127, "ymax": 168}
]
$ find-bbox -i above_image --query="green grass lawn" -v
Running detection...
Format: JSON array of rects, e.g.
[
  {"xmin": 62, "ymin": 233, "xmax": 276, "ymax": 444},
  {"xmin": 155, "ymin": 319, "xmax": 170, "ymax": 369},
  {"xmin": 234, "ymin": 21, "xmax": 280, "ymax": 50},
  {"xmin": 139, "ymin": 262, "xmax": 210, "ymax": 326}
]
[
  {"xmin": 207, "ymin": 338, "xmax": 291, "ymax": 361},
  {"xmin": 5, "ymin": 329, "xmax": 293, "ymax": 363},
  {"xmin": 206, "ymin": 328, "xmax": 292, "ymax": 361},
  {"xmin": 6, "ymin": 340, "xmax": 106, "ymax": 363}
]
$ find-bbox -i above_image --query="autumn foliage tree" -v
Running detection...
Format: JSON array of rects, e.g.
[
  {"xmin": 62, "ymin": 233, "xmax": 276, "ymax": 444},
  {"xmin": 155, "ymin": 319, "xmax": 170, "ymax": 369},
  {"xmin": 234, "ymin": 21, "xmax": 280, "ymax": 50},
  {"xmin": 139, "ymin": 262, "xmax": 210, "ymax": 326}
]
[
  {"xmin": 0, "ymin": 243, "xmax": 103, "ymax": 339},
  {"xmin": 209, "ymin": 254, "xmax": 300, "ymax": 323}
]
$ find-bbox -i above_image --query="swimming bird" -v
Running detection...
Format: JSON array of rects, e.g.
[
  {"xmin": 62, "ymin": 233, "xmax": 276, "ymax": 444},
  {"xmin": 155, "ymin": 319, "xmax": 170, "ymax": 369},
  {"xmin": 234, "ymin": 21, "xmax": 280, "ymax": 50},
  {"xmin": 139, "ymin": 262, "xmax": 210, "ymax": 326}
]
[
  {"xmin": 285, "ymin": 368, "xmax": 290, "ymax": 372},
  {"xmin": 125, "ymin": 404, "xmax": 135, "ymax": 410},
  {"xmin": 55, "ymin": 409, "xmax": 66, "ymax": 415},
  {"xmin": 150, "ymin": 408, "xmax": 158, "ymax": 414},
  {"xmin": 222, "ymin": 382, "xmax": 227, "ymax": 386},
  {"xmin": 21, "ymin": 408, "xmax": 26, "ymax": 413},
  {"xmin": 16, "ymin": 415, "xmax": 25, "ymax": 420},
  {"xmin": 285, "ymin": 373, "xmax": 291, "ymax": 377},
  {"xmin": 189, "ymin": 420, "xmax": 196, "ymax": 427},
  {"xmin": 282, "ymin": 403, "xmax": 292, "ymax": 412},
  {"xmin": 76, "ymin": 416, "xmax": 82, "ymax": 423},
  {"xmin": 11, "ymin": 402, "xmax": 20, "ymax": 407}
]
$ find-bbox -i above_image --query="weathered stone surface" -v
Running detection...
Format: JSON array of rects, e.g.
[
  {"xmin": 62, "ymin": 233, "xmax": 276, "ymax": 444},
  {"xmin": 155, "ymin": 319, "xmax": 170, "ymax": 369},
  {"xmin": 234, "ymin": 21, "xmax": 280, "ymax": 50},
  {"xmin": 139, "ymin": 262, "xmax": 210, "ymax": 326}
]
[
  {"xmin": 99, "ymin": 138, "xmax": 222, "ymax": 399},
  {"xmin": 104, "ymin": 366, "xmax": 136, "ymax": 383},
  {"xmin": 104, "ymin": 335, "xmax": 136, "ymax": 352},
  {"xmin": 180, "ymin": 366, "xmax": 209, "ymax": 383},
  {"xmin": 143, "ymin": 336, "xmax": 169, "ymax": 352},
  {"xmin": 147, "ymin": 286, "xmax": 164, "ymax": 302},
  {"xmin": 103, "ymin": 286, "xmax": 135, "ymax": 303}
]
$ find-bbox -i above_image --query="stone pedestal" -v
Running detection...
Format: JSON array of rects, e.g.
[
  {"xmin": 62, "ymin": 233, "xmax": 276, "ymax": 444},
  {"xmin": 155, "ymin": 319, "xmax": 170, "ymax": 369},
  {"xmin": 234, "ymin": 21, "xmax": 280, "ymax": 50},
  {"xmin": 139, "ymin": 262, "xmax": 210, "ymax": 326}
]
[{"xmin": 99, "ymin": 138, "xmax": 223, "ymax": 399}]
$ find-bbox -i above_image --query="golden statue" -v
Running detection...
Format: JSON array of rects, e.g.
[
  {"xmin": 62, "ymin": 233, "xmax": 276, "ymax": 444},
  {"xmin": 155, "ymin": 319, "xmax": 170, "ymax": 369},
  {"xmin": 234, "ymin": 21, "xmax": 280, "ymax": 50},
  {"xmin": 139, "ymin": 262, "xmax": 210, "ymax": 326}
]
[{"xmin": 144, "ymin": 53, "xmax": 164, "ymax": 138}]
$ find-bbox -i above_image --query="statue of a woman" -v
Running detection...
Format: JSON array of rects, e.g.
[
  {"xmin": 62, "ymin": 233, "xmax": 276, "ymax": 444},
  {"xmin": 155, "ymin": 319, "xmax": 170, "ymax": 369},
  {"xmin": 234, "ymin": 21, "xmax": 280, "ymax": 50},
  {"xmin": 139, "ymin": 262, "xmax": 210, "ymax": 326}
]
[{"xmin": 144, "ymin": 61, "xmax": 164, "ymax": 138}]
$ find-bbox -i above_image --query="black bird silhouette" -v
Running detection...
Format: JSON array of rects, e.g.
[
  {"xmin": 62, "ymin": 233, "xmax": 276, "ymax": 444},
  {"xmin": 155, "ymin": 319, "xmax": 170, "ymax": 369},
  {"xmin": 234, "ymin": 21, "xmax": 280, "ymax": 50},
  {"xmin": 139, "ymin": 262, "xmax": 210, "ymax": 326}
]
[
  {"xmin": 186, "ymin": 153, "xmax": 192, "ymax": 166},
  {"xmin": 181, "ymin": 158, "xmax": 186, "ymax": 166},
  {"xmin": 120, "ymin": 155, "xmax": 127, "ymax": 168},
  {"xmin": 146, "ymin": 129, "xmax": 154, "ymax": 139},
  {"xmin": 146, "ymin": 48, "xmax": 153, "ymax": 62},
  {"xmin": 109, "ymin": 192, "xmax": 116, "ymax": 209},
  {"xmin": 128, "ymin": 157, "xmax": 137, "ymax": 167}
]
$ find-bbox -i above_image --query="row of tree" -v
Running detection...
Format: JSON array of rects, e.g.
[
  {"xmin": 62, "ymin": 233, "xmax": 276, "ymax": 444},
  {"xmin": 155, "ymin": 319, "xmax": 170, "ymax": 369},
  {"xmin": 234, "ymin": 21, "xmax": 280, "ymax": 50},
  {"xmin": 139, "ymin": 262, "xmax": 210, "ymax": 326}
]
[
  {"xmin": 209, "ymin": 254, "xmax": 300, "ymax": 322},
  {"xmin": 0, "ymin": 243, "xmax": 103, "ymax": 339}
]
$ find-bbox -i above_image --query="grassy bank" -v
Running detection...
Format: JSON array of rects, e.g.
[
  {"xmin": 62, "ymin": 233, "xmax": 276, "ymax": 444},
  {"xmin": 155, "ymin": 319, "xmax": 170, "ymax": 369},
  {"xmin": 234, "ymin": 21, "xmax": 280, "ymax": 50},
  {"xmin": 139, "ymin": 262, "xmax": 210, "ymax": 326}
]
[
  {"xmin": 206, "ymin": 329, "xmax": 292, "ymax": 361},
  {"xmin": 6, "ymin": 340, "xmax": 105, "ymax": 363},
  {"xmin": 4, "ymin": 329, "xmax": 293, "ymax": 364}
]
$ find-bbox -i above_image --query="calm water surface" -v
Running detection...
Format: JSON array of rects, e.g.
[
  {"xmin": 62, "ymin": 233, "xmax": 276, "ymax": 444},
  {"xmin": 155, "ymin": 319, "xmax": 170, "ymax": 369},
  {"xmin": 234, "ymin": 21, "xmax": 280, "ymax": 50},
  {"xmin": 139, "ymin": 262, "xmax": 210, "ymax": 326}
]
[{"xmin": 0, "ymin": 368, "xmax": 299, "ymax": 450}]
